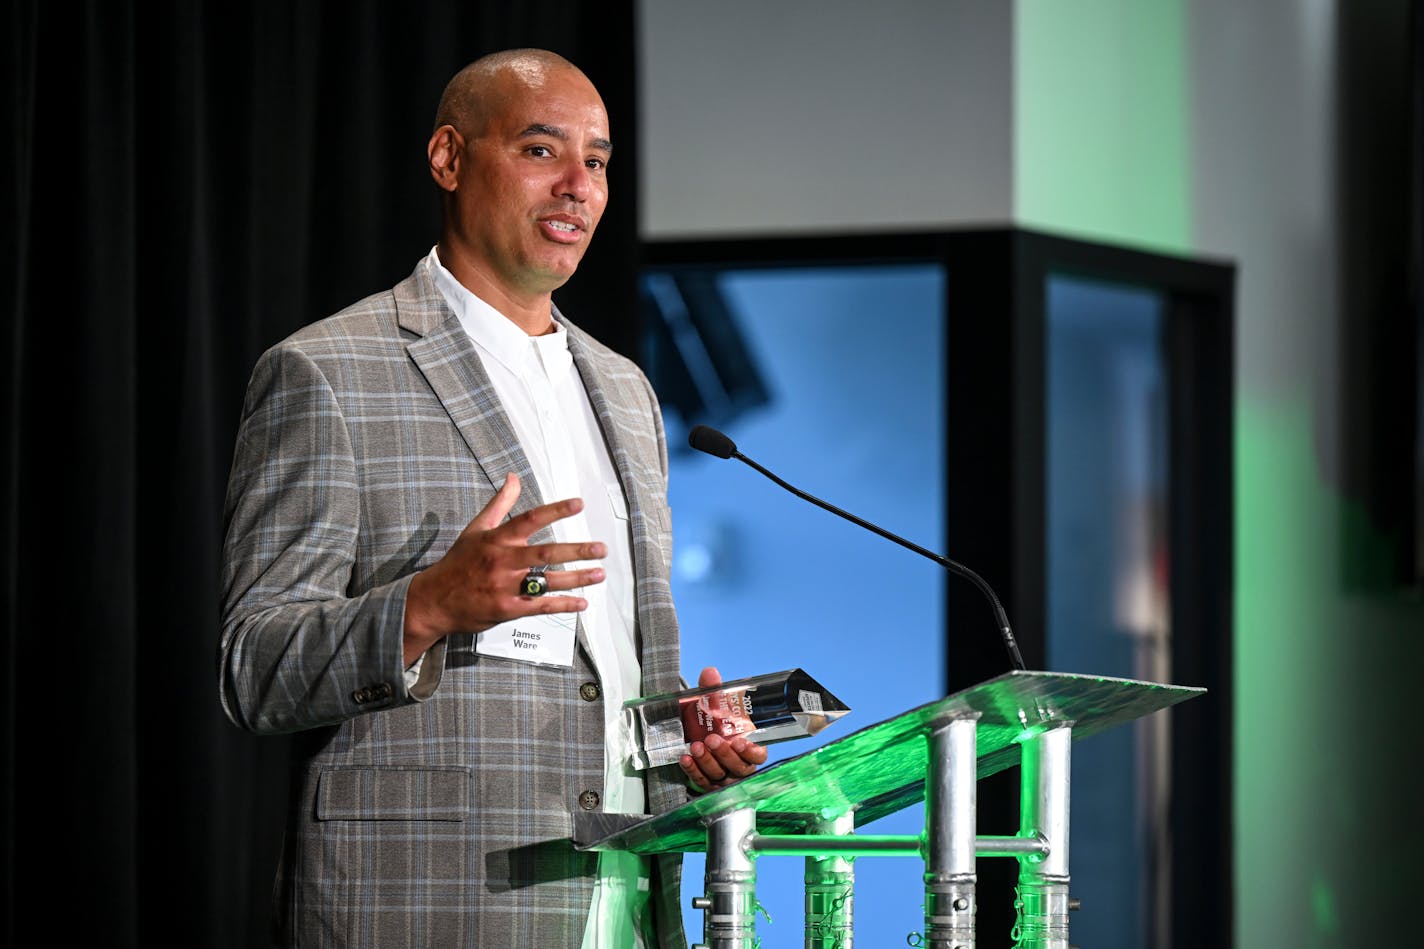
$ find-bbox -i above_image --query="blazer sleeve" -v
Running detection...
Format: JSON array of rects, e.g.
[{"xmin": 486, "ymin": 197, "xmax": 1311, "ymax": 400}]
[{"xmin": 217, "ymin": 342, "xmax": 443, "ymax": 734}]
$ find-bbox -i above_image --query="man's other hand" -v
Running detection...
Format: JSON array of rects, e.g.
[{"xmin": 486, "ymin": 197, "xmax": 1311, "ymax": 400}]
[{"xmin": 679, "ymin": 666, "xmax": 769, "ymax": 792}]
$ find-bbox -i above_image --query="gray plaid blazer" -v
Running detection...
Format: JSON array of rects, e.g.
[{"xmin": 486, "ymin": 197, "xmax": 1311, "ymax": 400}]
[{"xmin": 220, "ymin": 261, "xmax": 688, "ymax": 948}]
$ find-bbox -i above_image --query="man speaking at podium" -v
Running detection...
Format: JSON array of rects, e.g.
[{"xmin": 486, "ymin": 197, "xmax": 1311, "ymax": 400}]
[{"xmin": 219, "ymin": 49, "xmax": 763, "ymax": 947}]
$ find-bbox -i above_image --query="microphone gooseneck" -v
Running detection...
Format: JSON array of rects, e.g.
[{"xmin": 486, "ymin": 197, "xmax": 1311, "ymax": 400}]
[{"xmin": 686, "ymin": 423, "xmax": 1026, "ymax": 671}]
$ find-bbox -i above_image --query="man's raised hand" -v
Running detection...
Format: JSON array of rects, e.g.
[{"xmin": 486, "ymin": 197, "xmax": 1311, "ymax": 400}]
[{"xmin": 402, "ymin": 473, "xmax": 606, "ymax": 665}]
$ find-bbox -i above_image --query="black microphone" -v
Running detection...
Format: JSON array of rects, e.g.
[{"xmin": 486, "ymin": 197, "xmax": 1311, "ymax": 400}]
[{"xmin": 687, "ymin": 423, "xmax": 1027, "ymax": 671}]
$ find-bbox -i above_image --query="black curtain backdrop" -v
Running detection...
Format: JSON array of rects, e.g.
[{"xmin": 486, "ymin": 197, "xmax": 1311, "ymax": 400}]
[{"xmin": 2, "ymin": 2, "xmax": 639, "ymax": 944}]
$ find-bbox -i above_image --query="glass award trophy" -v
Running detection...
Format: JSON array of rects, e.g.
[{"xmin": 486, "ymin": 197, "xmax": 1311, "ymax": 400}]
[{"xmin": 624, "ymin": 667, "xmax": 850, "ymax": 770}]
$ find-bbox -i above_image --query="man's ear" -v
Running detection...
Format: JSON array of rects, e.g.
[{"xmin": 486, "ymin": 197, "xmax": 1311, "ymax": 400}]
[{"xmin": 427, "ymin": 125, "xmax": 462, "ymax": 193}]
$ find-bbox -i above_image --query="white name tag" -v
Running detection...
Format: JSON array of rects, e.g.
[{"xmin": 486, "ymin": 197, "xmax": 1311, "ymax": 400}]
[{"xmin": 476, "ymin": 612, "xmax": 578, "ymax": 667}]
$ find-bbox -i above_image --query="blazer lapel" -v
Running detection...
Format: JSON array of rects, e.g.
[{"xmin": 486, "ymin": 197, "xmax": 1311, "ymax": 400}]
[
  {"xmin": 560, "ymin": 313, "xmax": 671, "ymax": 630},
  {"xmin": 393, "ymin": 266, "xmax": 550, "ymax": 528},
  {"xmin": 564, "ymin": 326, "xmax": 643, "ymax": 548}
]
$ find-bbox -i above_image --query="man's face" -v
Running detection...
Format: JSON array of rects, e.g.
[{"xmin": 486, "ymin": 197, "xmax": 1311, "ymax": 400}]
[{"xmin": 444, "ymin": 67, "xmax": 611, "ymax": 301}]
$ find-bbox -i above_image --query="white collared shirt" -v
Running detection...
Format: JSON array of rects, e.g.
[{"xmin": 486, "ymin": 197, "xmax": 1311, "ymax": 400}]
[{"xmin": 426, "ymin": 248, "xmax": 649, "ymax": 947}]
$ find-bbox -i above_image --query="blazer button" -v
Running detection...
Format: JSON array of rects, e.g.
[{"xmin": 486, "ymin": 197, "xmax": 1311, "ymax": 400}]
[
  {"xmin": 351, "ymin": 688, "xmax": 370, "ymax": 704},
  {"xmin": 579, "ymin": 682, "xmax": 601, "ymax": 702},
  {"xmin": 374, "ymin": 682, "xmax": 393, "ymax": 700},
  {"xmin": 578, "ymin": 790, "xmax": 601, "ymax": 810}
]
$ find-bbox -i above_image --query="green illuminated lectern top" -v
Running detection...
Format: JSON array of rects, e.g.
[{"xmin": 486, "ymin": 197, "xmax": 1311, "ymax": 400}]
[{"xmin": 574, "ymin": 670, "xmax": 1203, "ymax": 856}]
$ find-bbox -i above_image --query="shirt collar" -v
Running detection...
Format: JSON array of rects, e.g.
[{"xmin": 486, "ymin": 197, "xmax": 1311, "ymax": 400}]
[{"xmin": 425, "ymin": 246, "xmax": 570, "ymax": 378}]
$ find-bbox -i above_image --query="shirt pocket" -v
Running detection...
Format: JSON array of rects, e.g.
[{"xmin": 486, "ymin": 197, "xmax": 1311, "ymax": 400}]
[{"xmin": 606, "ymin": 482, "xmax": 630, "ymax": 521}]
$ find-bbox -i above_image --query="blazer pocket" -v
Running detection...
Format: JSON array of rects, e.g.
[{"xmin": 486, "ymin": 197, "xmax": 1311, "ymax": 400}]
[{"xmin": 316, "ymin": 765, "xmax": 470, "ymax": 821}]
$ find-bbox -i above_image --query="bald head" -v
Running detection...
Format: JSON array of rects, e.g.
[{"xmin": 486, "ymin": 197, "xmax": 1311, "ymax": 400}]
[
  {"xmin": 426, "ymin": 48, "xmax": 612, "ymax": 330},
  {"xmin": 434, "ymin": 49, "xmax": 590, "ymax": 139}
]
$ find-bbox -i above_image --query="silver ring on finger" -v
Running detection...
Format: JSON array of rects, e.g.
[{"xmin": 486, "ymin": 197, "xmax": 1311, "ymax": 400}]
[{"xmin": 520, "ymin": 565, "xmax": 549, "ymax": 597}]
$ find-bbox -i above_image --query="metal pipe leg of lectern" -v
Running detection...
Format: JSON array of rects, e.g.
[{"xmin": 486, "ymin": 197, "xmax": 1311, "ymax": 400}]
[
  {"xmin": 698, "ymin": 807, "xmax": 758, "ymax": 949},
  {"xmin": 923, "ymin": 716, "xmax": 978, "ymax": 948},
  {"xmin": 804, "ymin": 811, "xmax": 855, "ymax": 948},
  {"xmin": 1014, "ymin": 726, "xmax": 1072, "ymax": 949}
]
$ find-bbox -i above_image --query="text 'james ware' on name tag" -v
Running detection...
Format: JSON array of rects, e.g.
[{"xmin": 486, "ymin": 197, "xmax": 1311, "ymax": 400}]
[{"xmin": 475, "ymin": 611, "xmax": 578, "ymax": 667}]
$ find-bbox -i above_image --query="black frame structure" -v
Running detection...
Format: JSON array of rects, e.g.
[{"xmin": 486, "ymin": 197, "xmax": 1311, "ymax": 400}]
[{"xmin": 641, "ymin": 227, "xmax": 1235, "ymax": 948}]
